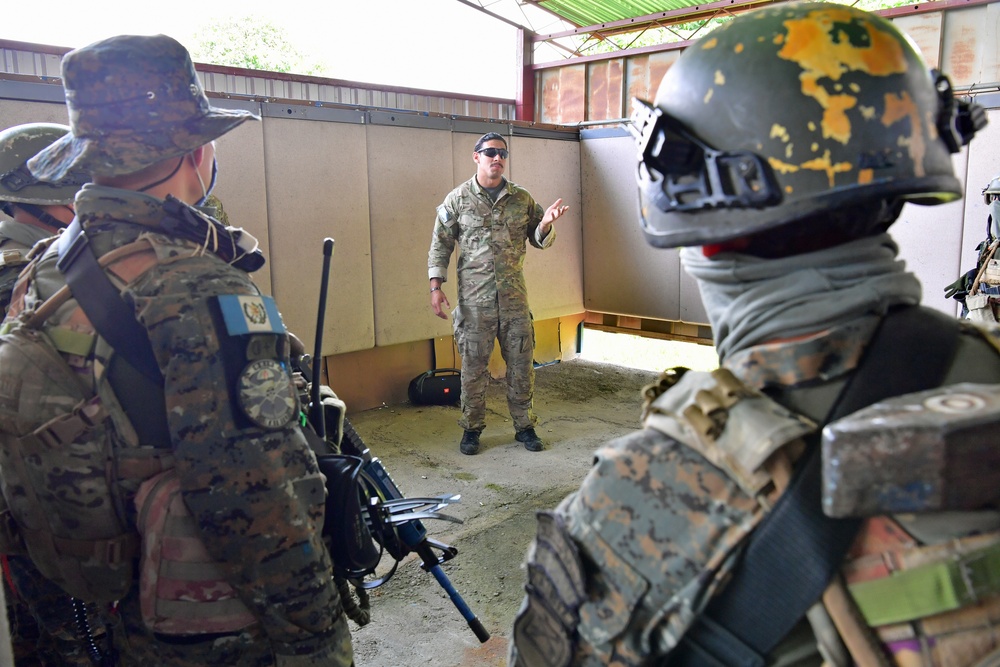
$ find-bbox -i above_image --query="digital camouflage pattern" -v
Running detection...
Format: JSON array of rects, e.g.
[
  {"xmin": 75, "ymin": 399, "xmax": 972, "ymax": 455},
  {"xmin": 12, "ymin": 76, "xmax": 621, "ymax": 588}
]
[
  {"xmin": 0, "ymin": 121, "xmax": 90, "ymax": 663},
  {"xmin": 27, "ymin": 34, "xmax": 255, "ymax": 182},
  {"xmin": 0, "ymin": 222, "xmax": 45, "ymax": 314},
  {"xmin": 511, "ymin": 314, "xmax": 1000, "ymax": 666},
  {"xmin": 428, "ymin": 176, "xmax": 553, "ymax": 432},
  {"xmin": 3, "ymin": 184, "xmax": 352, "ymax": 666}
]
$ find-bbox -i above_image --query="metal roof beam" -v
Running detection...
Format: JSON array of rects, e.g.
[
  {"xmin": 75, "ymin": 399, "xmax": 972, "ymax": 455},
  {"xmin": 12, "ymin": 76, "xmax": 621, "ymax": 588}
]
[
  {"xmin": 453, "ymin": 0, "xmax": 533, "ymax": 31},
  {"xmin": 532, "ymin": 0, "xmax": 786, "ymax": 41}
]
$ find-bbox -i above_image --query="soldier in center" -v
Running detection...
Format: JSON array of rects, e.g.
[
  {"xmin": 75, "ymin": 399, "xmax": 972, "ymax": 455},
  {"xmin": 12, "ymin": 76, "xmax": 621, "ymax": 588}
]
[
  {"xmin": 510, "ymin": 3, "xmax": 1000, "ymax": 666},
  {"xmin": 427, "ymin": 132, "xmax": 569, "ymax": 455}
]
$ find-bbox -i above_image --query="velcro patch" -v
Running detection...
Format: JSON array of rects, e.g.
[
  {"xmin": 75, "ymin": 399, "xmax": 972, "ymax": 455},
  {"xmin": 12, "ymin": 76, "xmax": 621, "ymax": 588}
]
[
  {"xmin": 237, "ymin": 359, "xmax": 297, "ymax": 429},
  {"xmin": 217, "ymin": 295, "xmax": 285, "ymax": 336}
]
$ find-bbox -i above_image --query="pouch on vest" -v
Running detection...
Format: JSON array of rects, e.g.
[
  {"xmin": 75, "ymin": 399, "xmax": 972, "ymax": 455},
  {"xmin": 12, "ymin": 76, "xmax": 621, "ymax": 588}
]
[
  {"xmin": 983, "ymin": 258, "xmax": 1000, "ymax": 284},
  {"xmin": 134, "ymin": 468, "xmax": 256, "ymax": 635},
  {"xmin": 0, "ymin": 325, "xmax": 136, "ymax": 603},
  {"xmin": 966, "ymin": 293, "xmax": 997, "ymax": 323},
  {"xmin": 408, "ymin": 369, "xmax": 462, "ymax": 406},
  {"xmin": 315, "ymin": 454, "xmax": 381, "ymax": 579}
]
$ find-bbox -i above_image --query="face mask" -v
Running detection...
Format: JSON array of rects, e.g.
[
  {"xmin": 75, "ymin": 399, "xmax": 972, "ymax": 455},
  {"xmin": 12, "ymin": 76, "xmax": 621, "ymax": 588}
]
[
  {"xmin": 194, "ymin": 156, "xmax": 218, "ymax": 207},
  {"xmin": 990, "ymin": 199, "xmax": 1000, "ymax": 240}
]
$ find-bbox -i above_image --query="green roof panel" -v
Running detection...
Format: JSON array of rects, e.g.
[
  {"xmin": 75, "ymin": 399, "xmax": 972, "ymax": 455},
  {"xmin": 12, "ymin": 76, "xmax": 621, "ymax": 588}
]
[{"xmin": 537, "ymin": 0, "xmax": 706, "ymax": 27}]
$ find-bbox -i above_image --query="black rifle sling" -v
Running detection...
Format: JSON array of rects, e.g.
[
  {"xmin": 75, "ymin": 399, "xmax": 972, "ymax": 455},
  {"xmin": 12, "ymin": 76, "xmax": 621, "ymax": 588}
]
[
  {"xmin": 671, "ymin": 305, "xmax": 960, "ymax": 667},
  {"xmin": 56, "ymin": 219, "xmax": 164, "ymax": 385}
]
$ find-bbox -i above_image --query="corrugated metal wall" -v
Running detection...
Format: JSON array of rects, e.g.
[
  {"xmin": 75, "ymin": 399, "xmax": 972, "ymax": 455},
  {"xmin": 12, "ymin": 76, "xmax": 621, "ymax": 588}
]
[
  {"xmin": 0, "ymin": 39, "xmax": 517, "ymax": 120},
  {"xmin": 536, "ymin": 2, "xmax": 1000, "ymax": 124}
]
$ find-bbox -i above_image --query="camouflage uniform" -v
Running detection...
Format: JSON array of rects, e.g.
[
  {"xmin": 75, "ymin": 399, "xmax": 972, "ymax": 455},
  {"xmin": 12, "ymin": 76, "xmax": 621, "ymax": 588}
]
[
  {"xmin": 428, "ymin": 176, "xmax": 554, "ymax": 432},
  {"xmin": 0, "ymin": 34, "xmax": 353, "ymax": 666},
  {"xmin": 0, "ymin": 219, "xmax": 48, "ymax": 314},
  {"xmin": 510, "ymin": 314, "xmax": 1000, "ymax": 666},
  {"xmin": 947, "ymin": 174, "xmax": 1000, "ymax": 321},
  {"xmin": 0, "ymin": 219, "xmax": 68, "ymax": 667},
  {"xmin": 511, "ymin": 3, "xmax": 995, "ymax": 665},
  {"xmin": 6, "ymin": 185, "xmax": 353, "ymax": 666},
  {"xmin": 0, "ymin": 122, "xmax": 91, "ymax": 666}
]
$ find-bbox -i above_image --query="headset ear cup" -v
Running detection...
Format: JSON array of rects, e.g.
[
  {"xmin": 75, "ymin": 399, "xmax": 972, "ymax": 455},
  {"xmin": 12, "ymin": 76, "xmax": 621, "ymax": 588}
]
[{"xmin": 315, "ymin": 455, "xmax": 381, "ymax": 579}]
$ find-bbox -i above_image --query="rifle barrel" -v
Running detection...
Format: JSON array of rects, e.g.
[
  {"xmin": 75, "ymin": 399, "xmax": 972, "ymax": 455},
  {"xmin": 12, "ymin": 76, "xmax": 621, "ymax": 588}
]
[{"xmin": 416, "ymin": 543, "xmax": 491, "ymax": 643}]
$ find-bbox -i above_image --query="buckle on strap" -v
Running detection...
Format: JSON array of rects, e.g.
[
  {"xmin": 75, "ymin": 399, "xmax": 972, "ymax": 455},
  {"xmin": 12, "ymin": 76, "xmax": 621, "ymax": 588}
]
[
  {"xmin": 956, "ymin": 544, "xmax": 1000, "ymax": 604},
  {"xmin": 49, "ymin": 532, "xmax": 139, "ymax": 564},
  {"xmin": 35, "ymin": 397, "xmax": 108, "ymax": 448},
  {"xmin": 0, "ymin": 249, "xmax": 26, "ymax": 268},
  {"xmin": 850, "ymin": 541, "xmax": 1000, "ymax": 626}
]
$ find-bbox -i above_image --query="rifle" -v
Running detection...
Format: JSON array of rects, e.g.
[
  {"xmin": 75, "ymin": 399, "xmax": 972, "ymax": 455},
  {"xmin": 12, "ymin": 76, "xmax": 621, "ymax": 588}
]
[{"xmin": 300, "ymin": 238, "xmax": 490, "ymax": 644}]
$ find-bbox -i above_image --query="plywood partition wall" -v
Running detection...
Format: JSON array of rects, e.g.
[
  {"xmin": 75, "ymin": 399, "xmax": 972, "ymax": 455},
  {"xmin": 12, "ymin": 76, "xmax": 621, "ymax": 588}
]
[
  {"xmin": 214, "ymin": 112, "xmax": 272, "ymax": 297},
  {"xmin": 580, "ymin": 132, "xmax": 708, "ymax": 326},
  {"xmin": 366, "ymin": 122, "xmax": 456, "ymax": 348},
  {"xmin": 509, "ymin": 136, "xmax": 585, "ymax": 322},
  {"xmin": 261, "ymin": 114, "xmax": 374, "ymax": 357}
]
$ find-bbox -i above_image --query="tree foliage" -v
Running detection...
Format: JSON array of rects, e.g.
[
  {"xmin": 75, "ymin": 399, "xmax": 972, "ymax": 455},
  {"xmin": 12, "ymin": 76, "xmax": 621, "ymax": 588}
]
[{"xmin": 190, "ymin": 15, "xmax": 328, "ymax": 75}]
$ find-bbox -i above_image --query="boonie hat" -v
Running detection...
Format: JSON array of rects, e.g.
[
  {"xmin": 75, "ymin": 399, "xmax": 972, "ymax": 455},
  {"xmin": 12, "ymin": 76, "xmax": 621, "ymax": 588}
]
[{"xmin": 28, "ymin": 34, "xmax": 258, "ymax": 181}]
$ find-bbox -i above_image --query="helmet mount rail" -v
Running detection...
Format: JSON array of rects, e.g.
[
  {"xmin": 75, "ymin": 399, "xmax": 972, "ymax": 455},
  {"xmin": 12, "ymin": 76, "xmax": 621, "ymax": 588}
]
[
  {"xmin": 628, "ymin": 98, "xmax": 781, "ymax": 215},
  {"xmin": 933, "ymin": 70, "xmax": 987, "ymax": 154}
]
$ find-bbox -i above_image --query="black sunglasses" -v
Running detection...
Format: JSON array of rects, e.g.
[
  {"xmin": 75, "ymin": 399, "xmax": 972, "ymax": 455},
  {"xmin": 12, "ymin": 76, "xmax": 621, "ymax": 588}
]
[{"xmin": 477, "ymin": 147, "xmax": 509, "ymax": 159}]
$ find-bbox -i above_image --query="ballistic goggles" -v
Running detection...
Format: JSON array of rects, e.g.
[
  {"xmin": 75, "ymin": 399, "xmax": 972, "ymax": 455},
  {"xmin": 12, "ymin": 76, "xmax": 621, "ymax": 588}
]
[{"xmin": 627, "ymin": 97, "xmax": 780, "ymax": 215}]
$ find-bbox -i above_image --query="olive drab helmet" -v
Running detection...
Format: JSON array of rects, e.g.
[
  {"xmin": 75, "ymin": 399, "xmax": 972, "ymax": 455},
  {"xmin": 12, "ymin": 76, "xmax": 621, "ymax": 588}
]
[
  {"xmin": 0, "ymin": 123, "xmax": 86, "ymax": 207},
  {"xmin": 629, "ymin": 2, "xmax": 985, "ymax": 248}
]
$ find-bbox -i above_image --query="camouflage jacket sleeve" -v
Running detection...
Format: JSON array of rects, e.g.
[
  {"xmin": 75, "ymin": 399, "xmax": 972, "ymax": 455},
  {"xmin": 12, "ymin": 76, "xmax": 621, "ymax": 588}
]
[
  {"xmin": 130, "ymin": 252, "xmax": 343, "ymax": 655},
  {"xmin": 510, "ymin": 429, "xmax": 763, "ymax": 666},
  {"xmin": 428, "ymin": 190, "xmax": 460, "ymax": 281}
]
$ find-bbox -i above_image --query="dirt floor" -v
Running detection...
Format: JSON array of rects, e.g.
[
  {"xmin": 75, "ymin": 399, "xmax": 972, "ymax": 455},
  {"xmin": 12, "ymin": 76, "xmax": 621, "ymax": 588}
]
[{"xmin": 343, "ymin": 358, "xmax": 660, "ymax": 667}]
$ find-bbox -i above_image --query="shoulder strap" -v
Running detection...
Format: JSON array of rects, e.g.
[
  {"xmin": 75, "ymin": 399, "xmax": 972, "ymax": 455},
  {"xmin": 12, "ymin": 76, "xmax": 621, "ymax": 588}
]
[
  {"xmin": 671, "ymin": 305, "xmax": 960, "ymax": 667},
  {"xmin": 55, "ymin": 219, "xmax": 164, "ymax": 384}
]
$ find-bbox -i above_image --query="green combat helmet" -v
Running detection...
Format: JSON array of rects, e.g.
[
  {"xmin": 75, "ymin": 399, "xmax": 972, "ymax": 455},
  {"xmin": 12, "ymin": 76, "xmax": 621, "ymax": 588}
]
[
  {"xmin": 629, "ymin": 2, "xmax": 986, "ymax": 248},
  {"xmin": 0, "ymin": 123, "xmax": 86, "ymax": 210}
]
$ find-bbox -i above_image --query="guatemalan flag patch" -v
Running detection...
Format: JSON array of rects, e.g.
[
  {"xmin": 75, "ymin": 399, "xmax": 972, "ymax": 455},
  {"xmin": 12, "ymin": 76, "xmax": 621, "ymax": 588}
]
[{"xmin": 217, "ymin": 295, "xmax": 286, "ymax": 336}]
